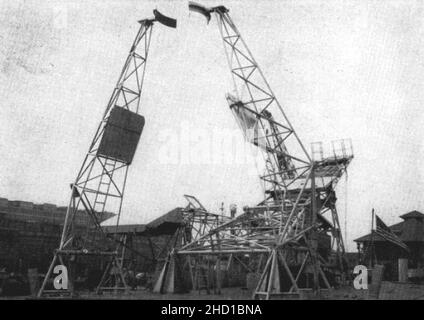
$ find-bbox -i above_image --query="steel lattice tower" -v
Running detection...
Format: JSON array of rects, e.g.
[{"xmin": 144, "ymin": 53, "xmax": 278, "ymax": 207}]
[
  {"xmin": 38, "ymin": 10, "xmax": 176, "ymax": 297},
  {"xmin": 154, "ymin": 3, "xmax": 353, "ymax": 299}
]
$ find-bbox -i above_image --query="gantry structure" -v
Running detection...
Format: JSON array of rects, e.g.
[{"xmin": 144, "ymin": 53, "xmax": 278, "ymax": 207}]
[
  {"xmin": 154, "ymin": 3, "xmax": 354, "ymax": 299},
  {"xmin": 38, "ymin": 10, "xmax": 177, "ymax": 297},
  {"xmin": 153, "ymin": 195, "xmax": 232, "ymax": 294}
]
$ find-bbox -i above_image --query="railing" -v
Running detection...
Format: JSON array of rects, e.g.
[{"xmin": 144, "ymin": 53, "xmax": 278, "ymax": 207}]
[{"xmin": 311, "ymin": 138, "xmax": 354, "ymax": 162}]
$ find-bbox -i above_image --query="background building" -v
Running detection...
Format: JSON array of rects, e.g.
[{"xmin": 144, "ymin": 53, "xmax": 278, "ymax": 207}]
[
  {"xmin": 0, "ymin": 197, "xmax": 113, "ymax": 273},
  {"xmin": 355, "ymin": 211, "xmax": 424, "ymax": 282}
]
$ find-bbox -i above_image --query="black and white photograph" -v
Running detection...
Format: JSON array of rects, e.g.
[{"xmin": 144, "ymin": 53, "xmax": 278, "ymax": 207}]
[{"xmin": 0, "ymin": 0, "xmax": 424, "ymax": 305}]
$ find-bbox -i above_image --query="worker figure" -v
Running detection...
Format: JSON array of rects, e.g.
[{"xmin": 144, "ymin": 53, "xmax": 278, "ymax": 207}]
[{"xmin": 109, "ymin": 263, "xmax": 120, "ymax": 287}]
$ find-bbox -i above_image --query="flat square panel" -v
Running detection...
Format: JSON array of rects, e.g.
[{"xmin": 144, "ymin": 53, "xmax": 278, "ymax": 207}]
[{"xmin": 97, "ymin": 107, "xmax": 145, "ymax": 164}]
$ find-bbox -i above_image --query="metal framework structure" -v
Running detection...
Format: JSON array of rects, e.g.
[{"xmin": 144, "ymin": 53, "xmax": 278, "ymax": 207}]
[
  {"xmin": 153, "ymin": 195, "xmax": 232, "ymax": 293},
  {"xmin": 157, "ymin": 2, "xmax": 354, "ymax": 299},
  {"xmin": 38, "ymin": 10, "xmax": 176, "ymax": 297}
]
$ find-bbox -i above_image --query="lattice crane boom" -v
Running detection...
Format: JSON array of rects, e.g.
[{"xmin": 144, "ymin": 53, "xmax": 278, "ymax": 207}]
[
  {"xmin": 170, "ymin": 2, "xmax": 354, "ymax": 299},
  {"xmin": 214, "ymin": 5, "xmax": 311, "ymax": 182},
  {"xmin": 38, "ymin": 9, "xmax": 177, "ymax": 297}
]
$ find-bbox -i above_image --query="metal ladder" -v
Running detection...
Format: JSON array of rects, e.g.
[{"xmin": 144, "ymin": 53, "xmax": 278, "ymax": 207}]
[
  {"xmin": 93, "ymin": 158, "xmax": 117, "ymax": 217},
  {"xmin": 195, "ymin": 258, "xmax": 210, "ymax": 294}
]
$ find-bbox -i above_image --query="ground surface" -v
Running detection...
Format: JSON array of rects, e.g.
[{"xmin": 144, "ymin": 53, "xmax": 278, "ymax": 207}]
[{"xmin": 2, "ymin": 282, "xmax": 424, "ymax": 300}]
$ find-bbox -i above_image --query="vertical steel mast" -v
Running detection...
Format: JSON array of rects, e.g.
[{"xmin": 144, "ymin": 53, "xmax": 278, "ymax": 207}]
[{"xmin": 38, "ymin": 10, "xmax": 176, "ymax": 297}]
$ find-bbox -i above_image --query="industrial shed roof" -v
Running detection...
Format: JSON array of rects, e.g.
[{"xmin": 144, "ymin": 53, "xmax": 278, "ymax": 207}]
[
  {"xmin": 102, "ymin": 224, "xmax": 147, "ymax": 235},
  {"xmin": 142, "ymin": 207, "xmax": 185, "ymax": 236},
  {"xmin": 101, "ymin": 207, "xmax": 185, "ymax": 236}
]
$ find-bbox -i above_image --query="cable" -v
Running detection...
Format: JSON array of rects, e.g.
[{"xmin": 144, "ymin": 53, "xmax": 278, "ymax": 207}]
[{"xmin": 344, "ymin": 171, "xmax": 348, "ymax": 250}]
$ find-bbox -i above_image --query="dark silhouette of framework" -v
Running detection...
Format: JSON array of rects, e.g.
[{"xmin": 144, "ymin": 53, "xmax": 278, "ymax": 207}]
[
  {"xmin": 153, "ymin": 195, "xmax": 232, "ymax": 294},
  {"xmin": 155, "ymin": 3, "xmax": 354, "ymax": 299},
  {"xmin": 38, "ymin": 10, "xmax": 176, "ymax": 297}
]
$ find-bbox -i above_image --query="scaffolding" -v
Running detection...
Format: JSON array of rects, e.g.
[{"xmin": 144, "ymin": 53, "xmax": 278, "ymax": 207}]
[
  {"xmin": 154, "ymin": 3, "xmax": 354, "ymax": 300},
  {"xmin": 38, "ymin": 10, "xmax": 176, "ymax": 297}
]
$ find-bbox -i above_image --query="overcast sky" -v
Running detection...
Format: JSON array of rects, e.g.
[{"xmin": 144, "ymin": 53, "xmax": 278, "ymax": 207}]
[{"xmin": 1, "ymin": 0, "xmax": 423, "ymax": 250}]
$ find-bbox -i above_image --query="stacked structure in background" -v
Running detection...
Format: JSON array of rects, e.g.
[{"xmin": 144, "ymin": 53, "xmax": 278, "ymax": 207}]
[{"xmin": 0, "ymin": 198, "xmax": 112, "ymax": 274}]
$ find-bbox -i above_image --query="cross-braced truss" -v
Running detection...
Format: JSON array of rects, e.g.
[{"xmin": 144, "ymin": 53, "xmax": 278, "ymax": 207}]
[
  {"xmin": 159, "ymin": 3, "xmax": 354, "ymax": 299},
  {"xmin": 181, "ymin": 195, "xmax": 231, "ymax": 245},
  {"xmin": 153, "ymin": 195, "xmax": 231, "ymax": 293},
  {"xmin": 38, "ymin": 11, "xmax": 176, "ymax": 297}
]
